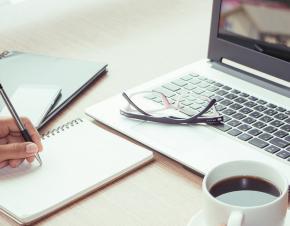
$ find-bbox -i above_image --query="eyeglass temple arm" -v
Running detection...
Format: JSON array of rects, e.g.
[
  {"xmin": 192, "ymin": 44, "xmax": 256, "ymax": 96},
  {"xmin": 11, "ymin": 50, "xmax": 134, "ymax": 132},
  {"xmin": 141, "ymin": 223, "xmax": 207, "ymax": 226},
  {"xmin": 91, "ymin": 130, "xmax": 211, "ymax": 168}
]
[
  {"xmin": 194, "ymin": 99, "xmax": 217, "ymax": 118},
  {"xmin": 122, "ymin": 92, "xmax": 151, "ymax": 116}
]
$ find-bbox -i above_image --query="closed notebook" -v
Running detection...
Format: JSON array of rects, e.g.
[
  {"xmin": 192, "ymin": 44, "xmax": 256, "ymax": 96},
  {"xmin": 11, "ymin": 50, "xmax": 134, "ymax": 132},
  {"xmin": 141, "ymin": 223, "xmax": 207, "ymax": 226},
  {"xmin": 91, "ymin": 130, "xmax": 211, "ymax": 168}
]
[{"xmin": 0, "ymin": 119, "xmax": 153, "ymax": 225}]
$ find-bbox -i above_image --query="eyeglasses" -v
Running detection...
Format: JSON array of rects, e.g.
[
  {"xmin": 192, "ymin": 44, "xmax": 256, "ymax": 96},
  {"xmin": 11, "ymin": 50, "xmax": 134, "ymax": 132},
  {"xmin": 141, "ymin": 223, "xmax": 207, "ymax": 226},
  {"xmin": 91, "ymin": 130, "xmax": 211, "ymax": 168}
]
[
  {"xmin": 120, "ymin": 90, "xmax": 223, "ymax": 125},
  {"xmin": 0, "ymin": 51, "xmax": 9, "ymax": 59}
]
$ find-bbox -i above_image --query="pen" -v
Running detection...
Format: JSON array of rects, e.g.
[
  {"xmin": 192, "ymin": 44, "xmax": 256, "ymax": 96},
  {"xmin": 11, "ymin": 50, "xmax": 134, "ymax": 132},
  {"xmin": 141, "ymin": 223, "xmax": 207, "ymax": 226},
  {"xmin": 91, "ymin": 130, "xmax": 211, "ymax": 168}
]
[{"xmin": 0, "ymin": 83, "xmax": 42, "ymax": 166}]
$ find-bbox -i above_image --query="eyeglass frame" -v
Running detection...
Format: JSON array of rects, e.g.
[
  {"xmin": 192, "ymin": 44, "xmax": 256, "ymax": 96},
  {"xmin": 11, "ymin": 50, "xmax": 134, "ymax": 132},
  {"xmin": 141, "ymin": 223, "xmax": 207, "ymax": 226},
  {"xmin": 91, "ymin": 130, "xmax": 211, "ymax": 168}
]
[{"xmin": 120, "ymin": 91, "xmax": 224, "ymax": 125}]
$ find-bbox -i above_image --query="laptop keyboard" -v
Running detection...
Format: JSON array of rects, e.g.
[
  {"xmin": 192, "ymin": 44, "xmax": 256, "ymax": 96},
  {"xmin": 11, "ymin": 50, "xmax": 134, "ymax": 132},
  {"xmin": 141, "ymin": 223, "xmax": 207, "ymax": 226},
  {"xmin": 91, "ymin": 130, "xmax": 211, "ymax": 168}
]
[{"xmin": 147, "ymin": 73, "xmax": 290, "ymax": 162}]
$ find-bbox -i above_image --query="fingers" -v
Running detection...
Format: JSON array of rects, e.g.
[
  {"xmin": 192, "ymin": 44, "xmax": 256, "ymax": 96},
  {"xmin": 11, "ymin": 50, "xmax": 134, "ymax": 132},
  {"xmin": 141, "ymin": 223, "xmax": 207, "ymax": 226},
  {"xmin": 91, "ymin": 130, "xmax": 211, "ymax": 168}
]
[
  {"xmin": 0, "ymin": 161, "xmax": 9, "ymax": 169},
  {"xmin": 0, "ymin": 142, "xmax": 39, "ymax": 162},
  {"xmin": 0, "ymin": 117, "xmax": 43, "ymax": 152},
  {"xmin": 26, "ymin": 156, "xmax": 35, "ymax": 163},
  {"xmin": 8, "ymin": 159, "xmax": 25, "ymax": 168}
]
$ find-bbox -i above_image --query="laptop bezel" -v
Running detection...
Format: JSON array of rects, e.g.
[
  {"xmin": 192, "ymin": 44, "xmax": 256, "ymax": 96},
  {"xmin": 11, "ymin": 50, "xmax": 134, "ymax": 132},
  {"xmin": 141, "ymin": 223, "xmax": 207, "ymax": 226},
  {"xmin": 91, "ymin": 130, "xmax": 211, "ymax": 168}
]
[{"xmin": 208, "ymin": 0, "xmax": 290, "ymax": 83}]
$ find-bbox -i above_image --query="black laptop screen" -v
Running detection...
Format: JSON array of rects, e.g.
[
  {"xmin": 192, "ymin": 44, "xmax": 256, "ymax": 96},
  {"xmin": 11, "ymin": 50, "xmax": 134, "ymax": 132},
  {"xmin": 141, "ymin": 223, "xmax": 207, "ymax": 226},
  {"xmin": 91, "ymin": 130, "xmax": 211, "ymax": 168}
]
[{"xmin": 218, "ymin": 0, "xmax": 290, "ymax": 62}]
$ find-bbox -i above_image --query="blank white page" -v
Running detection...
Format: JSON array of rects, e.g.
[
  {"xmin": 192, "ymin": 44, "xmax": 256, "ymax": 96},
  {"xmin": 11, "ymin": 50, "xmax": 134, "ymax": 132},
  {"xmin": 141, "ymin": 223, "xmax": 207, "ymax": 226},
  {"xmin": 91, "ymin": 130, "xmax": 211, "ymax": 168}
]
[{"xmin": 0, "ymin": 119, "xmax": 153, "ymax": 224}]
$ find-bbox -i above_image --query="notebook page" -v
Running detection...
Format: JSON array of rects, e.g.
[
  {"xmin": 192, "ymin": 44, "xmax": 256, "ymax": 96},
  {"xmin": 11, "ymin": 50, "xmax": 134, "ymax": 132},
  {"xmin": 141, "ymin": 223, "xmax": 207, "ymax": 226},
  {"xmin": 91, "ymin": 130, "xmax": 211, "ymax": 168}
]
[{"xmin": 0, "ymin": 119, "xmax": 152, "ymax": 222}]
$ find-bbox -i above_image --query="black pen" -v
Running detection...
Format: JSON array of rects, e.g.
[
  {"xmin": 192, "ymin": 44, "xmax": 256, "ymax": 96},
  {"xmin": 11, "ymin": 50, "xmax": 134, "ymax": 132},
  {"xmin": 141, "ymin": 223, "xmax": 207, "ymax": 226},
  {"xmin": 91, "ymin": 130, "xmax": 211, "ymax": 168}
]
[{"xmin": 0, "ymin": 83, "xmax": 42, "ymax": 165}]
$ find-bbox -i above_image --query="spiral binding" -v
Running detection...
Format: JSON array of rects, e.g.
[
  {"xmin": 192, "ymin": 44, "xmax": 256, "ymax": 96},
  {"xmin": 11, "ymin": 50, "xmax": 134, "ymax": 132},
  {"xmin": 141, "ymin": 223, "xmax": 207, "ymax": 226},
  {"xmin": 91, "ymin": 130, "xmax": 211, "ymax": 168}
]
[{"xmin": 41, "ymin": 118, "xmax": 84, "ymax": 140}]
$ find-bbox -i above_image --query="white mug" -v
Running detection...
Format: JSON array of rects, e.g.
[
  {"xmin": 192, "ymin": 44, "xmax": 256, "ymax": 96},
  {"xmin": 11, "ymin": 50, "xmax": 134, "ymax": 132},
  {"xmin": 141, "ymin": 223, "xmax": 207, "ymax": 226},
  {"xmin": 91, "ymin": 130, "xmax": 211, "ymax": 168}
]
[{"xmin": 203, "ymin": 160, "xmax": 288, "ymax": 226}]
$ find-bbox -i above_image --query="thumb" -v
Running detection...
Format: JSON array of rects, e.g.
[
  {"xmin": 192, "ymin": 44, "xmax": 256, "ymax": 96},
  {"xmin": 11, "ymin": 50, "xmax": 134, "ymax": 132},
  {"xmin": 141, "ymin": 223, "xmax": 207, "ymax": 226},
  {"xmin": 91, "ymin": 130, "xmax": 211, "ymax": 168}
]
[{"xmin": 0, "ymin": 142, "xmax": 39, "ymax": 161}]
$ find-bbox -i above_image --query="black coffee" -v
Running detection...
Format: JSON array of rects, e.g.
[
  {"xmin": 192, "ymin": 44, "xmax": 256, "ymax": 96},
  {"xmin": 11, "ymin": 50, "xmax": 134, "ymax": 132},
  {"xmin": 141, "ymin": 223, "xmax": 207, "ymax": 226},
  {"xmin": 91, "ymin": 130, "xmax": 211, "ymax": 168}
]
[{"xmin": 209, "ymin": 176, "xmax": 281, "ymax": 207}]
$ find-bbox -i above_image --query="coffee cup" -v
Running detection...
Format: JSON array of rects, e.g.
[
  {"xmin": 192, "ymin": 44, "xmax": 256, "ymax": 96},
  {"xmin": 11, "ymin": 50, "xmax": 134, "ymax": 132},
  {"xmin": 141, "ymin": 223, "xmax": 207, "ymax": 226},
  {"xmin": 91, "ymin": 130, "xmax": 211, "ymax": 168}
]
[{"xmin": 203, "ymin": 160, "xmax": 288, "ymax": 226}]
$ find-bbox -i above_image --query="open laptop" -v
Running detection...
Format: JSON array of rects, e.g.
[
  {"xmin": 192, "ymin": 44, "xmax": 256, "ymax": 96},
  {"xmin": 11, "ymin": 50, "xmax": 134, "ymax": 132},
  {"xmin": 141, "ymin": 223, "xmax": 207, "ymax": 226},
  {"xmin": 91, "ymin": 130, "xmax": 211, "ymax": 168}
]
[{"xmin": 86, "ymin": 0, "xmax": 290, "ymax": 179}]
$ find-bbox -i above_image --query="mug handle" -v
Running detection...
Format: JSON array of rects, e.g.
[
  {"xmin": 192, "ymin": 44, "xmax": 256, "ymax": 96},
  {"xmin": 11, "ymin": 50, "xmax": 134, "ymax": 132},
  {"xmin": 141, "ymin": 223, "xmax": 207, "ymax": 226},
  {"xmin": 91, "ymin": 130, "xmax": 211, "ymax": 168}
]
[{"xmin": 227, "ymin": 211, "xmax": 243, "ymax": 226}]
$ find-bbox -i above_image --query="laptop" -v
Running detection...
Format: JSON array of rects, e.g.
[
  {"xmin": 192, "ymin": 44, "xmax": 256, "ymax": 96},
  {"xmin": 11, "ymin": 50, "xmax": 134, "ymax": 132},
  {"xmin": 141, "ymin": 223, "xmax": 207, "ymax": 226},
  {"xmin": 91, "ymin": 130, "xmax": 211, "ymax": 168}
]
[{"xmin": 86, "ymin": 0, "xmax": 290, "ymax": 179}]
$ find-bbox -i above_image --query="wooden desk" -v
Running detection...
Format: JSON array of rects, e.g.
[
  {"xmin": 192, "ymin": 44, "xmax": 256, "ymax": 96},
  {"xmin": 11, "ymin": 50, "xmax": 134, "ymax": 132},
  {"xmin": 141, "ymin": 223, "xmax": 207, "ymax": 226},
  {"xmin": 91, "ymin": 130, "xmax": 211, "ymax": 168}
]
[{"xmin": 0, "ymin": 0, "xmax": 212, "ymax": 225}]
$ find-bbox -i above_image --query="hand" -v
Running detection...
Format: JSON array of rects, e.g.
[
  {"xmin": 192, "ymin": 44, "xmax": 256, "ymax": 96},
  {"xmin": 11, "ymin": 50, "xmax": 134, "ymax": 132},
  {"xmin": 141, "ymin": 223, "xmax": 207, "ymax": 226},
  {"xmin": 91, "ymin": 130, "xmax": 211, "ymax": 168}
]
[{"xmin": 0, "ymin": 117, "xmax": 43, "ymax": 168}]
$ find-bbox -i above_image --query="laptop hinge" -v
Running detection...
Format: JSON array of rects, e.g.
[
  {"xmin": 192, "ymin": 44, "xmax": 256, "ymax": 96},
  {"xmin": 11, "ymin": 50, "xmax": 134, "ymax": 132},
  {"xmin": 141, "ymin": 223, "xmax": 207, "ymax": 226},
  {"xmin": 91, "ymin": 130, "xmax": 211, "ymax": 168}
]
[{"xmin": 221, "ymin": 58, "xmax": 290, "ymax": 89}]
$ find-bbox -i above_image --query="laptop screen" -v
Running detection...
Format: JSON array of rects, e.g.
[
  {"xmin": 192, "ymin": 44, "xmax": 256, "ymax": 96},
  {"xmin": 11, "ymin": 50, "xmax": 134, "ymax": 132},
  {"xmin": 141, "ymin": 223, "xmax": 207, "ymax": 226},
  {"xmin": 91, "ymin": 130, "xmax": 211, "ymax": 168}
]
[{"xmin": 218, "ymin": 0, "xmax": 290, "ymax": 63}]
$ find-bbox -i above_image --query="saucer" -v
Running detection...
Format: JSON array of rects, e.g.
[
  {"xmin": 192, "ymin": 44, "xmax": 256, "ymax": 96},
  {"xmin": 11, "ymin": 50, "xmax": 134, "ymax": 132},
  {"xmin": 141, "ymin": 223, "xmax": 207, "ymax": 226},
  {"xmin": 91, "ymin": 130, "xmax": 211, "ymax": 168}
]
[{"xmin": 187, "ymin": 209, "xmax": 290, "ymax": 226}]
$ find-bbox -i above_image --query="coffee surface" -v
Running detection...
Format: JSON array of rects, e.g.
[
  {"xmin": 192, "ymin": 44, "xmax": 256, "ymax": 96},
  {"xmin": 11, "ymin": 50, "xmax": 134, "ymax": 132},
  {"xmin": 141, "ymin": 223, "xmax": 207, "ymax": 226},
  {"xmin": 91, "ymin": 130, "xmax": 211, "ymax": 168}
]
[{"xmin": 210, "ymin": 176, "xmax": 280, "ymax": 207}]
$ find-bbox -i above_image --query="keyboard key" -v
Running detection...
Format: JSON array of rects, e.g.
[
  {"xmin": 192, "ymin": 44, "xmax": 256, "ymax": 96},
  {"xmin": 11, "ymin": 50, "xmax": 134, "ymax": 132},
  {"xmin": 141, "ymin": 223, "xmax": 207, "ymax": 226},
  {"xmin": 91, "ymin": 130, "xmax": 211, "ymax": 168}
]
[
  {"xmin": 248, "ymin": 96, "xmax": 258, "ymax": 101},
  {"xmin": 257, "ymin": 100, "xmax": 267, "ymax": 105},
  {"xmin": 180, "ymin": 107, "xmax": 198, "ymax": 116},
  {"xmin": 163, "ymin": 83, "xmax": 181, "ymax": 92},
  {"xmin": 277, "ymin": 151, "xmax": 290, "ymax": 159},
  {"xmin": 220, "ymin": 100, "xmax": 233, "ymax": 106},
  {"xmin": 269, "ymin": 138, "xmax": 289, "ymax": 148},
  {"xmin": 223, "ymin": 109, "xmax": 236, "ymax": 116},
  {"xmin": 248, "ymin": 129, "xmax": 262, "ymax": 136},
  {"xmin": 281, "ymin": 124, "xmax": 290, "ymax": 132},
  {"xmin": 284, "ymin": 136, "xmax": 290, "ymax": 142},
  {"xmin": 274, "ymin": 113, "xmax": 288, "ymax": 121},
  {"xmin": 198, "ymin": 76, "xmax": 207, "ymax": 81},
  {"xmin": 207, "ymin": 86, "xmax": 219, "ymax": 92},
  {"xmin": 216, "ymin": 104, "xmax": 226, "ymax": 111},
  {"xmin": 230, "ymin": 103, "xmax": 243, "ymax": 110},
  {"xmin": 242, "ymin": 117, "xmax": 256, "ymax": 124},
  {"xmin": 276, "ymin": 107, "xmax": 286, "ymax": 112},
  {"xmin": 203, "ymin": 91, "xmax": 214, "ymax": 98},
  {"xmin": 258, "ymin": 133, "xmax": 273, "ymax": 141},
  {"xmin": 189, "ymin": 78, "xmax": 201, "ymax": 85},
  {"xmin": 172, "ymin": 79, "xmax": 188, "ymax": 87},
  {"xmin": 181, "ymin": 99, "xmax": 194, "ymax": 106},
  {"xmin": 240, "ymin": 107, "xmax": 253, "ymax": 114},
  {"xmin": 183, "ymin": 83, "xmax": 196, "ymax": 91},
  {"xmin": 212, "ymin": 95, "xmax": 224, "ymax": 102},
  {"xmin": 238, "ymin": 133, "xmax": 253, "ymax": 141},
  {"xmin": 285, "ymin": 118, "xmax": 290, "ymax": 124},
  {"xmin": 228, "ymin": 129, "xmax": 242, "ymax": 137},
  {"xmin": 244, "ymin": 101, "xmax": 257, "ymax": 108},
  {"xmin": 238, "ymin": 124, "xmax": 252, "ymax": 131},
  {"xmin": 223, "ymin": 115, "xmax": 231, "ymax": 122},
  {"xmin": 263, "ymin": 126, "xmax": 277, "ymax": 134},
  {"xmin": 249, "ymin": 111, "xmax": 263, "ymax": 118},
  {"xmin": 214, "ymin": 82, "xmax": 223, "ymax": 87},
  {"xmin": 232, "ymin": 113, "xmax": 246, "ymax": 120},
  {"xmin": 181, "ymin": 74, "xmax": 195, "ymax": 81},
  {"xmin": 225, "ymin": 94, "xmax": 238, "ymax": 100},
  {"xmin": 273, "ymin": 130, "xmax": 288, "ymax": 138},
  {"xmin": 228, "ymin": 120, "xmax": 241, "ymax": 127},
  {"xmin": 216, "ymin": 90, "xmax": 228, "ymax": 96},
  {"xmin": 264, "ymin": 109, "xmax": 278, "ymax": 116},
  {"xmin": 198, "ymin": 82, "xmax": 210, "ymax": 89},
  {"xmin": 260, "ymin": 115, "xmax": 273, "ymax": 123},
  {"xmin": 267, "ymin": 103, "xmax": 277, "ymax": 109},
  {"xmin": 285, "ymin": 111, "xmax": 290, "ymax": 116},
  {"xmin": 205, "ymin": 79, "xmax": 215, "ymax": 84},
  {"xmin": 193, "ymin": 88, "xmax": 205, "ymax": 95},
  {"xmin": 270, "ymin": 120, "xmax": 284, "ymax": 128},
  {"xmin": 254, "ymin": 105, "xmax": 267, "ymax": 112},
  {"xmin": 240, "ymin": 93, "xmax": 250, "ymax": 97},
  {"xmin": 231, "ymin": 89, "xmax": 241, "ymax": 94},
  {"xmin": 215, "ymin": 124, "xmax": 232, "ymax": 132},
  {"xmin": 253, "ymin": 121, "xmax": 266, "ymax": 129},
  {"xmin": 249, "ymin": 138, "xmax": 269, "ymax": 148},
  {"xmin": 265, "ymin": 146, "xmax": 280, "ymax": 154},
  {"xmin": 154, "ymin": 87, "xmax": 176, "ymax": 98},
  {"xmin": 223, "ymin": 86, "xmax": 232, "ymax": 91},
  {"xmin": 234, "ymin": 97, "xmax": 247, "ymax": 104}
]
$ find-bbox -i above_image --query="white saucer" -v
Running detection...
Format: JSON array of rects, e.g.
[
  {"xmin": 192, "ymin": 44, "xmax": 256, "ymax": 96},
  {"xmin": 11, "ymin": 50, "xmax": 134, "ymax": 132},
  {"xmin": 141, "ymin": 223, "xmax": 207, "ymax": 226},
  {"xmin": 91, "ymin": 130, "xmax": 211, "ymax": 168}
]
[{"xmin": 187, "ymin": 209, "xmax": 290, "ymax": 226}]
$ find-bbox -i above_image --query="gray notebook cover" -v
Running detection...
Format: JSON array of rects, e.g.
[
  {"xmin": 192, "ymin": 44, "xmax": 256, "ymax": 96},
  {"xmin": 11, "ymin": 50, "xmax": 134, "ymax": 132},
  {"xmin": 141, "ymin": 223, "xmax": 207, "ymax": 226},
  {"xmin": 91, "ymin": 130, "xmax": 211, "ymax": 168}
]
[{"xmin": 0, "ymin": 51, "xmax": 107, "ymax": 128}]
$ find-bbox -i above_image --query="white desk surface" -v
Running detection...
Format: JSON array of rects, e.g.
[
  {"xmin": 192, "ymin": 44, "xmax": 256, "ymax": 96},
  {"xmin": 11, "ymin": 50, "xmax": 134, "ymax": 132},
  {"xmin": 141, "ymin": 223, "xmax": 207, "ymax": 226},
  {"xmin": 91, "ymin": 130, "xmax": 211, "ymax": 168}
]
[{"xmin": 0, "ymin": 0, "xmax": 212, "ymax": 225}]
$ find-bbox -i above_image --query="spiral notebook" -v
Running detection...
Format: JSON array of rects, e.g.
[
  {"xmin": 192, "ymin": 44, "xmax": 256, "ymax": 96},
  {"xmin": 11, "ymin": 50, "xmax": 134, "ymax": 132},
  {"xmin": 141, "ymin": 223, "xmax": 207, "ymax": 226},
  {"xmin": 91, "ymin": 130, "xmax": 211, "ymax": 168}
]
[{"xmin": 0, "ymin": 119, "xmax": 153, "ymax": 225}]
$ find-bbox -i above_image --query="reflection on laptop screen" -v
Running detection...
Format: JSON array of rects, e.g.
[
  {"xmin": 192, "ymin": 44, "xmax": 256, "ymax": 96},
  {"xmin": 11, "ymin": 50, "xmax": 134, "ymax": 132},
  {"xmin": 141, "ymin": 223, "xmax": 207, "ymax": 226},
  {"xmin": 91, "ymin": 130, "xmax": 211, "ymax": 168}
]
[{"xmin": 219, "ymin": 0, "xmax": 290, "ymax": 62}]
